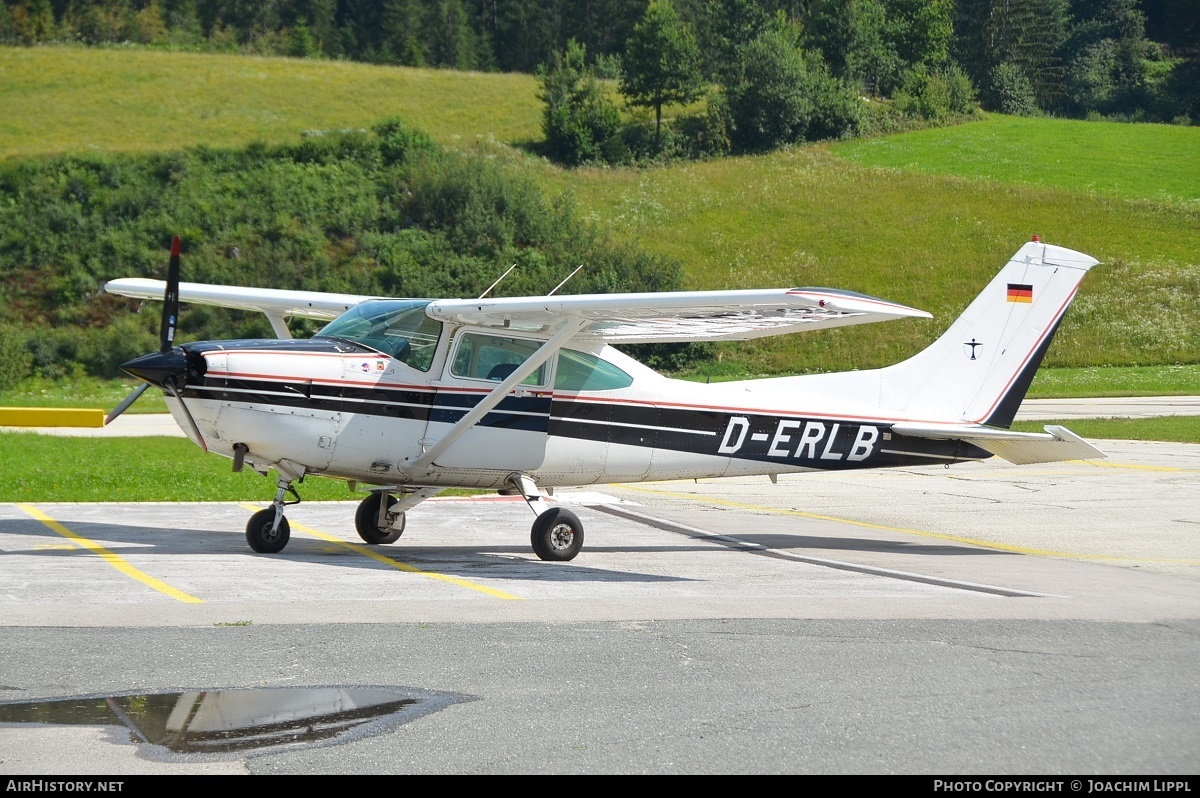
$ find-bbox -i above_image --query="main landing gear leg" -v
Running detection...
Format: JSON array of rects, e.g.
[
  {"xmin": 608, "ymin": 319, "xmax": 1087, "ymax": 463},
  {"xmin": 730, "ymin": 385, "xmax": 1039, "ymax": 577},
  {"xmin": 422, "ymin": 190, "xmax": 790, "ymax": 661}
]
[
  {"xmin": 353, "ymin": 487, "xmax": 442, "ymax": 546},
  {"xmin": 355, "ymin": 491, "xmax": 404, "ymax": 545},
  {"xmin": 246, "ymin": 475, "xmax": 301, "ymax": 554},
  {"xmin": 508, "ymin": 473, "xmax": 584, "ymax": 562}
]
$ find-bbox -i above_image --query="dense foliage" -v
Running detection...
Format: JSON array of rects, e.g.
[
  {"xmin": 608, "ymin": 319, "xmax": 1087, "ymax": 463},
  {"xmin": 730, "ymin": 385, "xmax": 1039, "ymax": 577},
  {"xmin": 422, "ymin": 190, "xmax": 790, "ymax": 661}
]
[
  {"xmin": 0, "ymin": 120, "xmax": 681, "ymax": 383},
  {"xmin": 1, "ymin": 0, "xmax": 1194, "ymax": 125}
]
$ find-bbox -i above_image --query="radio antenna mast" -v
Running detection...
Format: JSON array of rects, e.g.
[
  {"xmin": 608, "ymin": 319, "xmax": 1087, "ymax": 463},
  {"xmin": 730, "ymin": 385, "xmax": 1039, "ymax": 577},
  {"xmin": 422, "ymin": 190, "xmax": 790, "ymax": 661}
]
[
  {"xmin": 479, "ymin": 264, "xmax": 517, "ymax": 299},
  {"xmin": 547, "ymin": 265, "xmax": 583, "ymax": 297}
]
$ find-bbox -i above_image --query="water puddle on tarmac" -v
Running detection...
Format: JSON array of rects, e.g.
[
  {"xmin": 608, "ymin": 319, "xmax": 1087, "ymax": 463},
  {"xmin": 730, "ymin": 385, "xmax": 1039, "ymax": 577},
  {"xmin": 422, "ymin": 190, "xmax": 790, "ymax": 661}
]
[{"xmin": 0, "ymin": 687, "xmax": 469, "ymax": 758}]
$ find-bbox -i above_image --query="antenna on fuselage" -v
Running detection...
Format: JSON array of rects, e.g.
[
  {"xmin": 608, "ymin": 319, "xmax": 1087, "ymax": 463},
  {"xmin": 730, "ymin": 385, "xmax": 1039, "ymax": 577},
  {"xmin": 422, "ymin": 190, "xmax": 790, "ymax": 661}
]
[
  {"xmin": 547, "ymin": 265, "xmax": 583, "ymax": 297},
  {"xmin": 479, "ymin": 263, "xmax": 516, "ymax": 299}
]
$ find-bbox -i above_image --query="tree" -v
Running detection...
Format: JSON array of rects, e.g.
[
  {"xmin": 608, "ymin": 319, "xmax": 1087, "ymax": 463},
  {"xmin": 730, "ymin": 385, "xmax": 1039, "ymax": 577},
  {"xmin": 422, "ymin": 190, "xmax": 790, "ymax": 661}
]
[
  {"xmin": 1062, "ymin": 0, "xmax": 1156, "ymax": 116},
  {"xmin": 953, "ymin": 0, "xmax": 1069, "ymax": 111},
  {"xmin": 620, "ymin": 0, "xmax": 704, "ymax": 146},
  {"xmin": 381, "ymin": 0, "xmax": 427, "ymax": 65},
  {"xmin": 538, "ymin": 40, "xmax": 623, "ymax": 165},
  {"xmin": 723, "ymin": 23, "xmax": 861, "ymax": 151},
  {"xmin": 809, "ymin": 0, "xmax": 954, "ymax": 97},
  {"xmin": 724, "ymin": 24, "xmax": 813, "ymax": 150},
  {"xmin": 704, "ymin": 0, "xmax": 772, "ymax": 78}
]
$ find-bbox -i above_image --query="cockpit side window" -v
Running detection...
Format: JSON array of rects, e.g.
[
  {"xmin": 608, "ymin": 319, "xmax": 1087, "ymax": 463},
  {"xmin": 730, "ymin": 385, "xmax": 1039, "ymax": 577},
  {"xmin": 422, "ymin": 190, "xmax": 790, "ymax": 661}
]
[
  {"xmin": 315, "ymin": 300, "xmax": 442, "ymax": 372},
  {"xmin": 450, "ymin": 333, "xmax": 548, "ymax": 386}
]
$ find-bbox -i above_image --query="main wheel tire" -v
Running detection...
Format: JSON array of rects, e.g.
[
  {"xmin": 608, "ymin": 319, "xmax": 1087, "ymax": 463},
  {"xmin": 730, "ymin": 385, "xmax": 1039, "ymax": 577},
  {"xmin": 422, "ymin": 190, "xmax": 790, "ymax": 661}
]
[
  {"xmin": 246, "ymin": 507, "xmax": 290, "ymax": 553},
  {"xmin": 355, "ymin": 493, "xmax": 405, "ymax": 544},
  {"xmin": 530, "ymin": 507, "xmax": 583, "ymax": 562}
]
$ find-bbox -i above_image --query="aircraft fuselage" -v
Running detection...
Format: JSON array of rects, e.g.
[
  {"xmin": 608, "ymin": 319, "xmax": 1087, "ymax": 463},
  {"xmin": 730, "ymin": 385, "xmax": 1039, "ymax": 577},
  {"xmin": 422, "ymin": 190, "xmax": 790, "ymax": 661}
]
[{"xmin": 161, "ymin": 337, "xmax": 987, "ymax": 491}]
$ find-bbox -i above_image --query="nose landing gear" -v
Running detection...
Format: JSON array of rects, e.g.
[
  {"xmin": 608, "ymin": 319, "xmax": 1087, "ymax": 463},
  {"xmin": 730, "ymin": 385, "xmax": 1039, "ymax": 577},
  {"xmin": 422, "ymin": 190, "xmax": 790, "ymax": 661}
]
[
  {"xmin": 245, "ymin": 467, "xmax": 303, "ymax": 554},
  {"xmin": 530, "ymin": 506, "xmax": 584, "ymax": 562}
]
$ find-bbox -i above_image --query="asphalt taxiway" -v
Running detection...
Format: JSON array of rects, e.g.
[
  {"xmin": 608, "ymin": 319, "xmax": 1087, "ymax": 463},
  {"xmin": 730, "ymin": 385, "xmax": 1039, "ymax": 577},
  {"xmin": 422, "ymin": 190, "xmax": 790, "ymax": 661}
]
[
  {"xmin": 1, "ymin": 411, "xmax": 1197, "ymax": 774},
  {"xmin": 1, "ymin": 440, "xmax": 1197, "ymax": 626}
]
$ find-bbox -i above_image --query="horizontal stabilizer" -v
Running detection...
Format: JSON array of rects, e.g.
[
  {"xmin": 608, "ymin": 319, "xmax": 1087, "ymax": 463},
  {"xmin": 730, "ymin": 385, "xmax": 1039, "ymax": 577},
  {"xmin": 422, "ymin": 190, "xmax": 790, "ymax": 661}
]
[{"xmin": 891, "ymin": 422, "xmax": 1107, "ymax": 465}]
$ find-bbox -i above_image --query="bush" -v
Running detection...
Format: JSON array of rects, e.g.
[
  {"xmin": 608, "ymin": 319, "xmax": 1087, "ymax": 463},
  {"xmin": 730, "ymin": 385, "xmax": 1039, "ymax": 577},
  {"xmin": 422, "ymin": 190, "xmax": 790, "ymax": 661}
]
[
  {"xmin": 990, "ymin": 62, "xmax": 1039, "ymax": 116},
  {"xmin": 945, "ymin": 65, "xmax": 978, "ymax": 116},
  {"xmin": 0, "ymin": 325, "xmax": 32, "ymax": 389},
  {"xmin": 673, "ymin": 94, "xmax": 733, "ymax": 159},
  {"xmin": 804, "ymin": 55, "xmax": 866, "ymax": 140},
  {"xmin": 75, "ymin": 314, "xmax": 160, "ymax": 378},
  {"xmin": 895, "ymin": 64, "xmax": 977, "ymax": 121},
  {"xmin": 373, "ymin": 117, "xmax": 436, "ymax": 167}
]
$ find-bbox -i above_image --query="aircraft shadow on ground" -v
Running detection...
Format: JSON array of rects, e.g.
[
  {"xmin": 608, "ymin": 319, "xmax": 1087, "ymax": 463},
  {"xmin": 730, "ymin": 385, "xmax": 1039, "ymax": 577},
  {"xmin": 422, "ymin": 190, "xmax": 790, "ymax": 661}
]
[{"xmin": 0, "ymin": 518, "xmax": 701, "ymax": 584}]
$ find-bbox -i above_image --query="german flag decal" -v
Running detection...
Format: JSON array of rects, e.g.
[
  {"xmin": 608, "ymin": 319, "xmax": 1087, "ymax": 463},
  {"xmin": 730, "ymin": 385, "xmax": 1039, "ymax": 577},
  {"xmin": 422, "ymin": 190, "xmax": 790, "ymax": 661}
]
[{"xmin": 1006, "ymin": 283, "xmax": 1034, "ymax": 303}]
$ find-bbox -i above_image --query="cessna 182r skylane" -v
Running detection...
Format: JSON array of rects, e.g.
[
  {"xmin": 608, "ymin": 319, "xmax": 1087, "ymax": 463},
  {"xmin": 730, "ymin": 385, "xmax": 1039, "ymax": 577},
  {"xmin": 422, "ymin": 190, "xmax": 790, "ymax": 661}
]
[{"xmin": 104, "ymin": 237, "xmax": 1104, "ymax": 561}]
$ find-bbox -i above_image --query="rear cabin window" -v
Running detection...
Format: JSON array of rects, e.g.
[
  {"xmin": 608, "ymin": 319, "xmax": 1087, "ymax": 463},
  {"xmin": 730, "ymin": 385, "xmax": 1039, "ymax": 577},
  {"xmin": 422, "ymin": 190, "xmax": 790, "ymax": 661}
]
[{"xmin": 554, "ymin": 349, "xmax": 633, "ymax": 391}]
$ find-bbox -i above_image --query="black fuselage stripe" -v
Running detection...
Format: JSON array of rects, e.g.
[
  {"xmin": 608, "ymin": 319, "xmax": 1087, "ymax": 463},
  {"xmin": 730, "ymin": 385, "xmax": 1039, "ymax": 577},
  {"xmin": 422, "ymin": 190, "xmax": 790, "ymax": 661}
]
[{"xmin": 182, "ymin": 379, "xmax": 991, "ymax": 469}]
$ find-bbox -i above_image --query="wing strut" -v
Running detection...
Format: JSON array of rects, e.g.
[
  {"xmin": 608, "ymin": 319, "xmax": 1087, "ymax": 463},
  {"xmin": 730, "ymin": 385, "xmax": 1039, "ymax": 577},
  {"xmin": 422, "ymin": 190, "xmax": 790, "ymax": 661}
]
[
  {"xmin": 406, "ymin": 318, "xmax": 585, "ymax": 474},
  {"xmin": 264, "ymin": 312, "xmax": 293, "ymax": 339}
]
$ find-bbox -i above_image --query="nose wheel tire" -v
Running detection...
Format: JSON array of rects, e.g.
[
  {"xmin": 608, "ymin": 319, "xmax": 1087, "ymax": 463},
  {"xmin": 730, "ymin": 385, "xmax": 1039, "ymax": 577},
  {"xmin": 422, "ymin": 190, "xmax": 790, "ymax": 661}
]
[
  {"xmin": 530, "ymin": 507, "xmax": 583, "ymax": 562},
  {"xmin": 246, "ymin": 507, "xmax": 290, "ymax": 553},
  {"xmin": 355, "ymin": 493, "xmax": 405, "ymax": 544}
]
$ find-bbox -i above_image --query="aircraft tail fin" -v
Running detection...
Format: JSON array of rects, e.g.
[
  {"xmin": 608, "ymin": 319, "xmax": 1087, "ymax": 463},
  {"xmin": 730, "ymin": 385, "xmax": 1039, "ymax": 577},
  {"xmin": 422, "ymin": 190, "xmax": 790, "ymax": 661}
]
[{"xmin": 877, "ymin": 239, "xmax": 1099, "ymax": 427}]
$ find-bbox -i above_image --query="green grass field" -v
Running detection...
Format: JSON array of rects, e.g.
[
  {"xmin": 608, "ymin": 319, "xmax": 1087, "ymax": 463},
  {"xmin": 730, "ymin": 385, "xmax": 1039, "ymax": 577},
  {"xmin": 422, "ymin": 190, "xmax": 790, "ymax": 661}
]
[
  {"xmin": 832, "ymin": 115, "xmax": 1200, "ymax": 204},
  {"xmin": 1010, "ymin": 415, "xmax": 1199, "ymax": 444},
  {"xmin": 544, "ymin": 143, "xmax": 1198, "ymax": 372},
  {"xmin": 0, "ymin": 432, "xmax": 356, "ymax": 502}
]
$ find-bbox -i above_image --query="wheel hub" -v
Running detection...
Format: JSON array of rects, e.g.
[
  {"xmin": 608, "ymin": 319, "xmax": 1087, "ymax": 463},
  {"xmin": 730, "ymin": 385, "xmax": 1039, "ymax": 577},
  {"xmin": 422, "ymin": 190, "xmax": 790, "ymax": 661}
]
[{"xmin": 549, "ymin": 523, "xmax": 574, "ymax": 550}]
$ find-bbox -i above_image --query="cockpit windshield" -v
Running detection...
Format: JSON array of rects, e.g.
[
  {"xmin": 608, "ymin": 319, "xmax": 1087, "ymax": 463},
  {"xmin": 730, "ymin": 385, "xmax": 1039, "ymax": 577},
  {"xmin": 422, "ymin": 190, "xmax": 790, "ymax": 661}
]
[{"xmin": 315, "ymin": 300, "xmax": 442, "ymax": 371}]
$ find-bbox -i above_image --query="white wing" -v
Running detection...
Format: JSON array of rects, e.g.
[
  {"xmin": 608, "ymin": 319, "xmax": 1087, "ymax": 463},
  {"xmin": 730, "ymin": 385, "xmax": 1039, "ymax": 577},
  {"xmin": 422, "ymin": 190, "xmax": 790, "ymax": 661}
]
[
  {"xmin": 103, "ymin": 278, "xmax": 376, "ymax": 321},
  {"xmin": 428, "ymin": 288, "xmax": 931, "ymax": 343},
  {"xmin": 104, "ymin": 280, "xmax": 929, "ymax": 343}
]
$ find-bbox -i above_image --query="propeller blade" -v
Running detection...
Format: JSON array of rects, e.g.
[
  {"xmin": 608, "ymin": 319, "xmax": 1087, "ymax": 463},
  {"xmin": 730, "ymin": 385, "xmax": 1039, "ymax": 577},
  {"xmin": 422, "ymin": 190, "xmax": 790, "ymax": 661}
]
[
  {"xmin": 160, "ymin": 235, "xmax": 181, "ymax": 353},
  {"xmin": 104, "ymin": 383, "xmax": 150, "ymax": 425},
  {"xmin": 107, "ymin": 236, "xmax": 185, "ymax": 425}
]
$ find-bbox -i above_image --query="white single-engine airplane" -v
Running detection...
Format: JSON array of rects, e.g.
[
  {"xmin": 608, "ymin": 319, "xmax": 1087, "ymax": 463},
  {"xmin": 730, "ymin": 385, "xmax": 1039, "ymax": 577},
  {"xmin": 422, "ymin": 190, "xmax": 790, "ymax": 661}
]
[{"xmin": 104, "ymin": 237, "xmax": 1104, "ymax": 561}]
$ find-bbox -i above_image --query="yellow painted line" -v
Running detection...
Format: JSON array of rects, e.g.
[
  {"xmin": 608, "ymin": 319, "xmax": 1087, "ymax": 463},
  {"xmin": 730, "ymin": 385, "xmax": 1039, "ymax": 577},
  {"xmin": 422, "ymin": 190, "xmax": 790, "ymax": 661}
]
[
  {"xmin": 238, "ymin": 504, "xmax": 522, "ymax": 600},
  {"xmin": 1084, "ymin": 460, "xmax": 1192, "ymax": 473},
  {"xmin": 616, "ymin": 484, "xmax": 1200, "ymax": 566},
  {"xmin": 0, "ymin": 407, "xmax": 104, "ymax": 427},
  {"xmin": 17, "ymin": 504, "xmax": 205, "ymax": 603}
]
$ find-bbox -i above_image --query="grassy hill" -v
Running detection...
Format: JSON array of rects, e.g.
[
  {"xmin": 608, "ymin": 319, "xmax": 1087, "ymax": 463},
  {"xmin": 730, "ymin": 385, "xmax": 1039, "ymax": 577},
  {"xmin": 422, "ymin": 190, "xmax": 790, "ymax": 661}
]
[
  {"xmin": 0, "ymin": 47, "xmax": 544, "ymax": 157},
  {"xmin": 2, "ymin": 46, "xmax": 1197, "ymax": 377}
]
